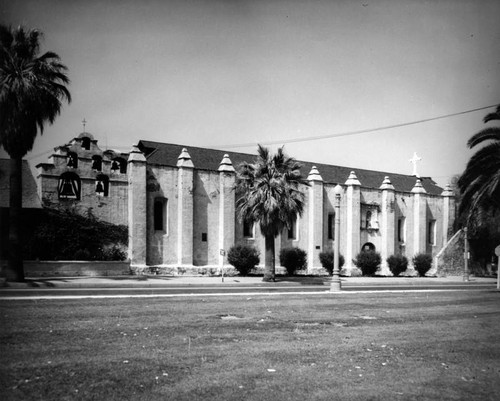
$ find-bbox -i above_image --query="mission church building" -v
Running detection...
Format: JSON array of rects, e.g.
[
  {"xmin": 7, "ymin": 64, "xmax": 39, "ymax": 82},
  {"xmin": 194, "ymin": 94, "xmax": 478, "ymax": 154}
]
[{"xmin": 36, "ymin": 131, "xmax": 455, "ymax": 275}]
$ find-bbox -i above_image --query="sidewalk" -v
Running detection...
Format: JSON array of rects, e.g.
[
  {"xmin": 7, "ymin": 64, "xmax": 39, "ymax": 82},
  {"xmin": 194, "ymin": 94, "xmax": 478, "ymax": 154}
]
[{"xmin": 0, "ymin": 274, "xmax": 497, "ymax": 289}]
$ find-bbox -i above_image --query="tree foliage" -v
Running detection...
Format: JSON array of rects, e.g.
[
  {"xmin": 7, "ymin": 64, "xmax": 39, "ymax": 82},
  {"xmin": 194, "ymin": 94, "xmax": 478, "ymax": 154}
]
[
  {"xmin": 235, "ymin": 145, "xmax": 308, "ymax": 281},
  {"xmin": 457, "ymin": 104, "xmax": 500, "ymax": 266},
  {"xmin": 0, "ymin": 25, "xmax": 71, "ymax": 157},
  {"xmin": 0, "ymin": 25, "xmax": 71, "ymax": 281},
  {"xmin": 458, "ymin": 104, "xmax": 500, "ymax": 221},
  {"xmin": 0, "ymin": 207, "xmax": 127, "ymax": 261}
]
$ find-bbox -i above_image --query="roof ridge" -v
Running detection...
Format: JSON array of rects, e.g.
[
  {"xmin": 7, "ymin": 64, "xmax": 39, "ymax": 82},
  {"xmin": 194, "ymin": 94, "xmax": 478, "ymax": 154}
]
[{"xmin": 138, "ymin": 139, "xmax": 434, "ymax": 182}]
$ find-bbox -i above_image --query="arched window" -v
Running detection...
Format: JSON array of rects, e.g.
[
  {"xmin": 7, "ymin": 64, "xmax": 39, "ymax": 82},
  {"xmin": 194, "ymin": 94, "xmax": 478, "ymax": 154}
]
[
  {"xmin": 154, "ymin": 198, "xmax": 167, "ymax": 232},
  {"xmin": 58, "ymin": 172, "xmax": 81, "ymax": 200},
  {"xmin": 91, "ymin": 155, "xmax": 102, "ymax": 171},
  {"xmin": 67, "ymin": 152, "xmax": 78, "ymax": 168},
  {"xmin": 95, "ymin": 174, "xmax": 109, "ymax": 197},
  {"xmin": 111, "ymin": 157, "xmax": 127, "ymax": 174},
  {"xmin": 81, "ymin": 136, "xmax": 91, "ymax": 150},
  {"xmin": 361, "ymin": 242, "xmax": 376, "ymax": 252}
]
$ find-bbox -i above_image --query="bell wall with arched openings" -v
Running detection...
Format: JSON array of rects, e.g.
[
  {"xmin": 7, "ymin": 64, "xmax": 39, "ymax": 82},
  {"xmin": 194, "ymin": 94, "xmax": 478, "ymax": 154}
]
[{"xmin": 36, "ymin": 133, "xmax": 129, "ymax": 225}]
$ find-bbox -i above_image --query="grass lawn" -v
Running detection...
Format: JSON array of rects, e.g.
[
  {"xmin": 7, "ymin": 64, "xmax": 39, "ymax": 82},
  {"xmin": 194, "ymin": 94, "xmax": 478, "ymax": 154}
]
[{"xmin": 1, "ymin": 291, "xmax": 500, "ymax": 400}]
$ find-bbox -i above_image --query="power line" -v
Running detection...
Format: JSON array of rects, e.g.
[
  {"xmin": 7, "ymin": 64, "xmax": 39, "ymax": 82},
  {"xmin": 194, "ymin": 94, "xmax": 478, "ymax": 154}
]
[
  {"xmin": 24, "ymin": 103, "xmax": 497, "ymax": 159},
  {"xmin": 215, "ymin": 104, "xmax": 498, "ymax": 149}
]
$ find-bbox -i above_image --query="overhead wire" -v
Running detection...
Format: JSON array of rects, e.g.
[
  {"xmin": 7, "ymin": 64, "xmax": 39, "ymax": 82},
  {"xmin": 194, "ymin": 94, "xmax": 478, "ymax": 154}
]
[
  {"xmin": 24, "ymin": 103, "xmax": 498, "ymax": 159},
  {"xmin": 213, "ymin": 104, "xmax": 498, "ymax": 149}
]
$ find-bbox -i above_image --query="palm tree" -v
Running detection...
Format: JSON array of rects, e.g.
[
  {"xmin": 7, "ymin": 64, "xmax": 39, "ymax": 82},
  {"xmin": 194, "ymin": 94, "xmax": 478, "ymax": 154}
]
[
  {"xmin": 0, "ymin": 25, "xmax": 71, "ymax": 281},
  {"xmin": 458, "ymin": 104, "xmax": 500, "ymax": 222},
  {"xmin": 235, "ymin": 145, "xmax": 308, "ymax": 281}
]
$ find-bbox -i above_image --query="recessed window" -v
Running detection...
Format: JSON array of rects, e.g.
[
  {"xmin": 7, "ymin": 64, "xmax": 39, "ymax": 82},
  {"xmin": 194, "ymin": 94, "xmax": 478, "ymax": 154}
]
[
  {"xmin": 81, "ymin": 137, "xmax": 91, "ymax": 150},
  {"xmin": 202, "ymin": 233, "xmax": 207, "ymax": 242},
  {"xmin": 154, "ymin": 198, "xmax": 167, "ymax": 232},
  {"xmin": 91, "ymin": 155, "xmax": 102, "ymax": 171},
  {"xmin": 95, "ymin": 174, "xmax": 109, "ymax": 197},
  {"xmin": 67, "ymin": 152, "xmax": 78, "ymax": 168},
  {"xmin": 58, "ymin": 172, "xmax": 81, "ymax": 200},
  {"xmin": 288, "ymin": 216, "xmax": 298, "ymax": 240},
  {"xmin": 328, "ymin": 213, "xmax": 335, "ymax": 240},
  {"xmin": 243, "ymin": 220, "xmax": 254, "ymax": 238},
  {"xmin": 363, "ymin": 208, "xmax": 379, "ymax": 230},
  {"xmin": 428, "ymin": 220, "xmax": 436, "ymax": 246},
  {"xmin": 111, "ymin": 157, "xmax": 127, "ymax": 174},
  {"xmin": 398, "ymin": 217, "xmax": 406, "ymax": 243}
]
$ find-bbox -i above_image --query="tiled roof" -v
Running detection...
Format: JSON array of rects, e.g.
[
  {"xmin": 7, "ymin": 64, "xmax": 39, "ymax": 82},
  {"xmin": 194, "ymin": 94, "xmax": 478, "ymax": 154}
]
[
  {"xmin": 0, "ymin": 159, "xmax": 42, "ymax": 208},
  {"xmin": 138, "ymin": 140, "xmax": 444, "ymax": 195}
]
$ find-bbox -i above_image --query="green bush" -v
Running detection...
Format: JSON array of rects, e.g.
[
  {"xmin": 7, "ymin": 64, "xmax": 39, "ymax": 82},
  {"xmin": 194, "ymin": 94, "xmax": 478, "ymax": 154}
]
[
  {"xmin": 22, "ymin": 208, "xmax": 128, "ymax": 261},
  {"xmin": 387, "ymin": 254, "xmax": 408, "ymax": 277},
  {"xmin": 413, "ymin": 253, "xmax": 433, "ymax": 277},
  {"xmin": 279, "ymin": 247, "xmax": 307, "ymax": 275},
  {"xmin": 100, "ymin": 244, "xmax": 128, "ymax": 261},
  {"xmin": 227, "ymin": 244, "xmax": 260, "ymax": 276},
  {"xmin": 355, "ymin": 250, "xmax": 381, "ymax": 276},
  {"xmin": 319, "ymin": 251, "xmax": 345, "ymax": 275}
]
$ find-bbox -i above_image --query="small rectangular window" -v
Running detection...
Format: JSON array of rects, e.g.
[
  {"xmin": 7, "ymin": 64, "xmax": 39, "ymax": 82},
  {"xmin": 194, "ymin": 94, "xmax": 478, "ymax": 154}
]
[
  {"xmin": 154, "ymin": 199, "xmax": 167, "ymax": 232},
  {"xmin": 288, "ymin": 216, "xmax": 298, "ymax": 240},
  {"xmin": 202, "ymin": 233, "xmax": 207, "ymax": 242},
  {"xmin": 428, "ymin": 220, "xmax": 436, "ymax": 245},
  {"xmin": 243, "ymin": 220, "xmax": 254, "ymax": 238},
  {"xmin": 328, "ymin": 213, "xmax": 335, "ymax": 240},
  {"xmin": 398, "ymin": 217, "xmax": 406, "ymax": 243}
]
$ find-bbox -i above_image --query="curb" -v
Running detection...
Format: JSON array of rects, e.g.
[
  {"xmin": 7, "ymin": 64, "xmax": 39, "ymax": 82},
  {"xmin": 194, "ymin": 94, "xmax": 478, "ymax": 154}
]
[{"xmin": 0, "ymin": 276, "xmax": 496, "ymax": 290}]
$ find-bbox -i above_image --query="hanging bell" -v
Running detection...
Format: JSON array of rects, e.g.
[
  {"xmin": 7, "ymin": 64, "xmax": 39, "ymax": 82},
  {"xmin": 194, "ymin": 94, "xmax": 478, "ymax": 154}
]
[
  {"xmin": 60, "ymin": 180, "xmax": 74, "ymax": 197},
  {"xmin": 95, "ymin": 180, "xmax": 104, "ymax": 195}
]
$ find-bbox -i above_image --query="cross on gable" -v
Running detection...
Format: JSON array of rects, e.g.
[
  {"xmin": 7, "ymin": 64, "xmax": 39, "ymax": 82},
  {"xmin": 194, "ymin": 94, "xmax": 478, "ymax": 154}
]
[
  {"xmin": 409, "ymin": 152, "xmax": 422, "ymax": 177},
  {"xmin": 82, "ymin": 118, "xmax": 87, "ymax": 132}
]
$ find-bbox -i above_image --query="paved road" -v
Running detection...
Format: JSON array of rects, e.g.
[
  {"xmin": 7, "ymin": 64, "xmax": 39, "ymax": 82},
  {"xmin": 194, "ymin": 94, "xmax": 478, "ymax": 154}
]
[{"xmin": 0, "ymin": 281, "xmax": 496, "ymax": 299}]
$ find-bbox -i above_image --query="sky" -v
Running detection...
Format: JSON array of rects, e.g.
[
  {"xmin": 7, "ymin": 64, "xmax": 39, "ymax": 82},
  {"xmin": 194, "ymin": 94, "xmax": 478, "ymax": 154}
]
[{"xmin": 2, "ymin": 0, "xmax": 499, "ymax": 187}]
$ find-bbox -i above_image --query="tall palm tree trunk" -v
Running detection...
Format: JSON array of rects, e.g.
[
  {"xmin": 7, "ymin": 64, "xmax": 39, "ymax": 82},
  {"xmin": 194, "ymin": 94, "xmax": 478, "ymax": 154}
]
[
  {"xmin": 6, "ymin": 157, "xmax": 24, "ymax": 281},
  {"xmin": 263, "ymin": 234, "xmax": 275, "ymax": 282}
]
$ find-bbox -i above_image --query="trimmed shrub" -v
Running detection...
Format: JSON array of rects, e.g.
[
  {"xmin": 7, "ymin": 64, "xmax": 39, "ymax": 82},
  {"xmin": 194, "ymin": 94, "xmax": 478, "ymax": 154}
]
[
  {"xmin": 319, "ymin": 251, "xmax": 345, "ymax": 275},
  {"xmin": 413, "ymin": 253, "xmax": 433, "ymax": 277},
  {"xmin": 387, "ymin": 254, "xmax": 408, "ymax": 277},
  {"xmin": 279, "ymin": 247, "xmax": 307, "ymax": 275},
  {"xmin": 355, "ymin": 250, "xmax": 381, "ymax": 276},
  {"xmin": 227, "ymin": 244, "xmax": 260, "ymax": 276}
]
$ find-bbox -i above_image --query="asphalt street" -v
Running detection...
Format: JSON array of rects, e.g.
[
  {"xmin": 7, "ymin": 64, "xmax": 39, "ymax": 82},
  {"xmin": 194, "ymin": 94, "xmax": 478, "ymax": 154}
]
[{"xmin": 0, "ymin": 276, "xmax": 497, "ymax": 299}]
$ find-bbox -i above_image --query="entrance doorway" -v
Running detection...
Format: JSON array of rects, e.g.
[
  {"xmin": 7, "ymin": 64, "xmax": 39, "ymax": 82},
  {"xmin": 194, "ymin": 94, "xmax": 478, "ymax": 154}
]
[{"xmin": 361, "ymin": 242, "xmax": 376, "ymax": 252}]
